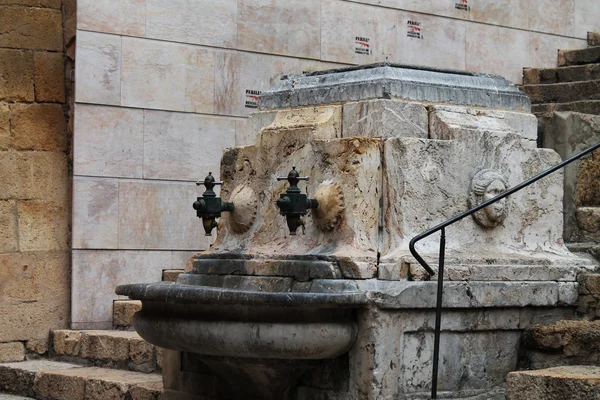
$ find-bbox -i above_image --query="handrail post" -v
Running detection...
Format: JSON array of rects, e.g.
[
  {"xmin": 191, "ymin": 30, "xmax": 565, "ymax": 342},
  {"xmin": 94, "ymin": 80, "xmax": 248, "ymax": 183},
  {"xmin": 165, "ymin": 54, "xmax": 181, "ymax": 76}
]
[{"xmin": 431, "ymin": 228, "xmax": 445, "ymax": 399}]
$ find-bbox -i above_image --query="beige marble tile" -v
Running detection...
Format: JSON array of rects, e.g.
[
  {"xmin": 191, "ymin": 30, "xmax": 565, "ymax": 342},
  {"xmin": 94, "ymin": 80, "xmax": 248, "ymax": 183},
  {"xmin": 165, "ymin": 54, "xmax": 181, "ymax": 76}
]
[
  {"xmin": 214, "ymin": 51, "xmax": 300, "ymax": 117},
  {"xmin": 121, "ymin": 37, "xmax": 215, "ymax": 114},
  {"xmin": 78, "ymin": 0, "xmax": 146, "ymax": 37},
  {"xmin": 146, "ymin": 0, "xmax": 237, "ymax": 48},
  {"xmin": 118, "ymin": 180, "xmax": 213, "ymax": 250},
  {"xmin": 575, "ymin": 0, "xmax": 600, "ymax": 39},
  {"xmin": 72, "ymin": 177, "xmax": 119, "ymax": 250},
  {"xmin": 74, "ymin": 104, "xmax": 144, "ymax": 178},
  {"xmin": 238, "ymin": 0, "xmax": 321, "ymax": 59},
  {"xmin": 528, "ymin": 32, "xmax": 586, "ymax": 69},
  {"xmin": 397, "ymin": 11, "xmax": 466, "ymax": 70},
  {"xmin": 528, "ymin": 0, "xmax": 575, "ymax": 37},
  {"xmin": 171, "ymin": 251, "xmax": 198, "ymax": 270},
  {"xmin": 465, "ymin": 23, "xmax": 529, "ymax": 84},
  {"xmin": 71, "ymin": 250, "xmax": 172, "ymax": 325},
  {"xmin": 143, "ymin": 110, "xmax": 236, "ymax": 181},
  {"xmin": 348, "ymin": 0, "xmax": 471, "ymax": 19},
  {"xmin": 321, "ymin": 0, "xmax": 397, "ymax": 64},
  {"xmin": 469, "ymin": 0, "xmax": 528, "ymax": 29},
  {"xmin": 75, "ymin": 30, "xmax": 121, "ymax": 106}
]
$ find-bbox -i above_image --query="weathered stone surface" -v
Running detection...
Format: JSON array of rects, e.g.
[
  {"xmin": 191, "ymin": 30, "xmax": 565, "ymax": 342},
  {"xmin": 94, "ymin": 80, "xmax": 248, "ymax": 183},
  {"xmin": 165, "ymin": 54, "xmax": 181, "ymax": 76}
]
[
  {"xmin": 113, "ymin": 300, "xmax": 142, "ymax": 328},
  {"xmin": 524, "ymin": 64, "xmax": 600, "ymax": 85},
  {"xmin": 521, "ymin": 80, "xmax": 600, "ymax": 104},
  {"xmin": 579, "ymin": 273, "xmax": 600, "ymax": 295},
  {"xmin": 0, "ymin": 49, "xmax": 34, "ymax": 102},
  {"xmin": 80, "ymin": 331, "xmax": 133, "ymax": 362},
  {"xmin": 129, "ymin": 337, "xmax": 155, "ymax": 372},
  {"xmin": 576, "ymin": 148, "xmax": 600, "ymax": 207},
  {"xmin": 0, "ymin": 360, "xmax": 81, "ymax": 397},
  {"xmin": 25, "ymin": 339, "xmax": 47, "ymax": 356},
  {"xmin": 0, "ymin": 0, "xmax": 61, "ymax": 7},
  {"xmin": 0, "ymin": 200, "xmax": 17, "ymax": 253},
  {"xmin": 0, "ymin": 7, "xmax": 62, "ymax": 51},
  {"xmin": 10, "ymin": 103, "xmax": 66, "ymax": 151},
  {"xmin": 78, "ymin": 0, "xmax": 147, "ymax": 37},
  {"xmin": 559, "ymin": 46, "xmax": 600, "ymax": 67},
  {"xmin": 589, "ymin": 32, "xmax": 600, "ymax": 47},
  {"xmin": 0, "ymin": 343, "xmax": 25, "ymax": 363},
  {"xmin": 161, "ymin": 270, "xmax": 183, "ymax": 283},
  {"xmin": 127, "ymin": 381, "xmax": 163, "ymax": 400},
  {"xmin": 17, "ymin": 200, "xmax": 69, "ymax": 251},
  {"xmin": 506, "ymin": 366, "xmax": 600, "ymax": 400},
  {"xmin": 52, "ymin": 330, "xmax": 82, "ymax": 357},
  {"xmin": 0, "ymin": 104, "xmax": 9, "ymax": 150},
  {"xmin": 576, "ymin": 207, "xmax": 600, "ymax": 240},
  {"xmin": 342, "ymin": 99, "xmax": 428, "ymax": 139},
  {"xmin": 34, "ymin": 51, "xmax": 65, "ymax": 102},
  {"xmin": 262, "ymin": 106, "xmax": 342, "ymax": 139}
]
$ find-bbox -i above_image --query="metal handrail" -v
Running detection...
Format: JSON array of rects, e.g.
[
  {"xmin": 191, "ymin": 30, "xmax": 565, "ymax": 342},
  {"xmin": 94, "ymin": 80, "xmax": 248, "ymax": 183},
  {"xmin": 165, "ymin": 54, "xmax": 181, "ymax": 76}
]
[{"xmin": 409, "ymin": 141, "xmax": 600, "ymax": 399}]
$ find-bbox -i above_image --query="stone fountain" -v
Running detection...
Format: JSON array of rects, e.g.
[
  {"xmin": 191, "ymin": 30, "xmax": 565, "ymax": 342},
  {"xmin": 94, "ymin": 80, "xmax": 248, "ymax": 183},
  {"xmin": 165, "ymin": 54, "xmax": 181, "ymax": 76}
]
[{"xmin": 117, "ymin": 63, "xmax": 598, "ymax": 400}]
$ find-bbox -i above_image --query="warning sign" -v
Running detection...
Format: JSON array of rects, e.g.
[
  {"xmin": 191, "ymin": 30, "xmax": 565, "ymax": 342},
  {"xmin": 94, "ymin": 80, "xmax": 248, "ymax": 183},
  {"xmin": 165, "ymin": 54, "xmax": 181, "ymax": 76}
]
[
  {"xmin": 355, "ymin": 36, "xmax": 371, "ymax": 55},
  {"xmin": 407, "ymin": 21, "xmax": 422, "ymax": 39},
  {"xmin": 455, "ymin": 0, "xmax": 469, "ymax": 11},
  {"xmin": 244, "ymin": 89, "xmax": 261, "ymax": 109}
]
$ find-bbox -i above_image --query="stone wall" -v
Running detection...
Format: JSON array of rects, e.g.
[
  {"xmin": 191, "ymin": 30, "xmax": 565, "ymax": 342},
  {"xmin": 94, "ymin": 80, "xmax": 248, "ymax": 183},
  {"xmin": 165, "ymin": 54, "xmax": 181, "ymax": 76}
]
[
  {"xmin": 73, "ymin": 0, "xmax": 600, "ymax": 328},
  {"xmin": 0, "ymin": 0, "xmax": 75, "ymax": 361}
]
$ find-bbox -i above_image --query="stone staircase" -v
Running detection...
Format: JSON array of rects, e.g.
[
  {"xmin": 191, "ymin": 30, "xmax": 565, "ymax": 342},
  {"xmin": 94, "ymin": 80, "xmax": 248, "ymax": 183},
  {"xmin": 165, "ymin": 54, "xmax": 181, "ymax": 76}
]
[
  {"xmin": 506, "ymin": 273, "xmax": 600, "ymax": 399},
  {"xmin": 0, "ymin": 270, "xmax": 184, "ymax": 400}
]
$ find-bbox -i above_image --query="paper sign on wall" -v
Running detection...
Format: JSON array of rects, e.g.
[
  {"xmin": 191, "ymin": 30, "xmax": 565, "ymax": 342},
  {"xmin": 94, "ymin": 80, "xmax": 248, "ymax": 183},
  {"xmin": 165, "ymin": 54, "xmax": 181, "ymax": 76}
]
[
  {"xmin": 355, "ymin": 36, "xmax": 372, "ymax": 55},
  {"xmin": 245, "ymin": 89, "xmax": 261, "ymax": 109},
  {"xmin": 407, "ymin": 21, "xmax": 422, "ymax": 39},
  {"xmin": 455, "ymin": 0, "xmax": 470, "ymax": 11}
]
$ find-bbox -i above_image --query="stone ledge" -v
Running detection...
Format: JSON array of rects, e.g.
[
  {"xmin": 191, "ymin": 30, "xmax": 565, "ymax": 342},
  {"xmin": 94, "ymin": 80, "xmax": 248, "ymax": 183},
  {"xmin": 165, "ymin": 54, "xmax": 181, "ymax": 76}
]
[{"xmin": 506, "ymin": 366, "xmax": 600, "ymax": 400}]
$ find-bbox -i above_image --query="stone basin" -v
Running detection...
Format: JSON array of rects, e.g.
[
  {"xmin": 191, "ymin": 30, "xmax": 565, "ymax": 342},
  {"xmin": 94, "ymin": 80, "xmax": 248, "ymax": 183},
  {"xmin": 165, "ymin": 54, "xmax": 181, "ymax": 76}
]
[{"xmin": 116, "ymin": 279, "xmax": 368, "ymax": 399}]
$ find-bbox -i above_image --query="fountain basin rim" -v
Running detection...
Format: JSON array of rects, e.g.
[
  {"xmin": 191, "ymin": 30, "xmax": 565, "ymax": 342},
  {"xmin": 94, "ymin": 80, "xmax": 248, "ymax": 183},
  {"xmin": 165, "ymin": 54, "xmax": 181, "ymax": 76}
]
[{"xmin": 116, "ymin": 282, "xmax": 368, "ymax": 308}]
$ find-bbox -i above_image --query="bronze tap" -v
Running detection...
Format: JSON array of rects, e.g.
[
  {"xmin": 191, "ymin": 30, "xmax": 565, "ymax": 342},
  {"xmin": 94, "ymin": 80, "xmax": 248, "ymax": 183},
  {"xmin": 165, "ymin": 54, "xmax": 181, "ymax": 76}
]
[
  {"xmin": 193, "ymin": 172, "xmax": 234, "ymax": 236},
  {"xmin": 276, "ymin": 167, "xmax": 318, "ymax": 235}
]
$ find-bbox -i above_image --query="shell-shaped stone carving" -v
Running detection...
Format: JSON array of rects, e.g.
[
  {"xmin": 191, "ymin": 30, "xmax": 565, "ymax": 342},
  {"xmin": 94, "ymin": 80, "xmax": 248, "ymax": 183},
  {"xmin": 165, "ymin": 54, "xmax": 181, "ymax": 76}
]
[
  {"xmin": 312, "ymin": 181, "xmax": 345, "ymax": 232},
  {"xmin": 228, "ymin": 185, "xmax": 257, "ymax": 234}
]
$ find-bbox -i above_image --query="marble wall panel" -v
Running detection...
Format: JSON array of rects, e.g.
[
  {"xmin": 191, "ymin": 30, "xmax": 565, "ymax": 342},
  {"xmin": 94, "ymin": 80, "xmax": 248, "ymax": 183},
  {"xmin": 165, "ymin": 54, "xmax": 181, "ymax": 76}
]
[
  {"xmin": 77, "ymin": 0, "xmax": 146, "ymax": 37},
  {"xmin": 214, "ymin": 51, "xmax": 300, "ymax": 117},
  {"xmin": 72, "ymin": 250, "xmax": 174, "ymax": 326},
  {"xmin": 321, "ymin": 0, "xmax": 397, "ymax": 64},
  {"xmin": 528, "ymin": 32, "xmax": 586, "ymax": 69},
  {"xmin": 397, "ymin": 11, "xmax": 466, "ymax": 70},
  {"xmin": 469, "ymin": 0, "xmax": 528, "ymax": 29},
  {"xmin": 118, "ymin": 180, "xmax": 212, "ymax": 250},
  {"xmin": 75, "ymin": 31, "xmax": 121, "ymax": 105},
  {"xmin": 143, "ymin": 110, "xmax": 236, "ymax": 181},
  {"xmin": 346, "ymin": 0, "xmax": 471, "ymax": 20},
  {"xmin": 238, "ymin": 0, "xmax": 321, "ymax": 59},
  {"xmin": 575, "ymin": 0, "xmax": 600, "ymax": 39},
  {"xmin": 465, "ymin": 23, "xmax": 529, "ymax": 84},
  {"xmin": 72, "ymin": 177, "xmax": 119, "ymax": 250},
  {"xmin": 73, "ymin": 104, "xmax": 144, "ymax": 178},
  {"xmin": 528, "ymin": 0, "xmax": 575, "ymax": 37},
  {"xmin": 121, "ymin": 37, "xmax": 215, "ymax": 114},
  {"xmin": 146, "ymin": 0, "xmax": 237, "ymax": 48}
]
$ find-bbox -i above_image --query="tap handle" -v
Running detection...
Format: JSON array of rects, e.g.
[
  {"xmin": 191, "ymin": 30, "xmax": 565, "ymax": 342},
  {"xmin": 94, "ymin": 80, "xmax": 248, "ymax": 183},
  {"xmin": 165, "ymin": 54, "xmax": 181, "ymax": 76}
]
[
  {"xmin": 196, "ymin": 172, "xmax": 223, "ymax": 190},
  {"xmin": 276, "ymin": 167, "xmax": 309, "ymax": 185}
]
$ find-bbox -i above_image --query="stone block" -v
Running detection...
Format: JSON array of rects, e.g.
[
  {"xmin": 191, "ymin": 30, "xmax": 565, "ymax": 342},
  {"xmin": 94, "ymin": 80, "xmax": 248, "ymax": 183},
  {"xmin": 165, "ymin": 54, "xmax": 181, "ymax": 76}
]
[
  {"xmin": 75, "ymin": 31, "xmax": 121, "ymax": 106},
  {"xmin": 113, "ymin": 300, "xmax": 141, "ymax": 328},
  {"xmin": 0, "ymin": 7, "xmax": 62, "ymax": 51},
  {"xmin": 78, "ymin": 0, "xmax": 146, "ymax": 37},
  {"xmin": 577, "ymin": 207, "xmax": 600, "ymax": 239},
  {"xmin": 25, "ymin": 339, "xmax": 48, "ymax": 355},
  {"xmin": 10, "ymin": 103, "xmax": 67, "ymax": 151},
  {"xmin": 506, "ymin": 366, "xmax": 600, "ymax": 400},
  {"xmin": 321, "ymin": 0, "xmax": 397, "ymax": 64},
  {"xmin": 576, "ymin": 147, "xmax": 600, "ymax": 207},
  {"xmin": 466, "ymin": 23, "xmax": 529, "ymax": 83},
  {"xmin": 576, "ymin": 294, "xmax": 598, "ymax": 320},
  {"xmin": 261, "ymin": 106, "xmax": 342, "ymax": 140},
  {"xmin": 143, "ymin": 110, "xmax": 235, "ymax": 181},
  {"xmin": 72, "ymin": 177, "xmax": 119, "ymax": 249},
  {"xmin": 128, "ymin": 381, "xmax": 163, "ymax": 400},
  {"xmin": 0, "ymin": 151, "xmax": 69, "ymax": 204},
  {"xmin": 396, "ymin": 11, "xmax": 466, "ymax": 70},
  {"xmin": 589, "ymin": 32, "xmax": 600, "ymax": 47},
  {"xmin": 34, "ymin": 371, "xmax": 85, "ymax": 400},
  {"xmin": 146, "ymin": 0, "xmax": 237, "ymax": 48},
  {"xmin": 238, "ymin": 0, "xmax": 320, "ymax": 59},
  {"xmin": 73, "ymin": 104, "xmax": 144, "ymax": 178},
  {"xmin": 579, "ymin": 274, "xmax": 600, "ymax": 295},
  {"xmin": 17, "ymin": 200, "xmax": 69, "ymax": 251},
  {"xmin": 52, "ymin": 330, "xmax": 82, "ymax": 357},
  {"xmin": 80, "ymin": 331, "xmax": 131, "ymax": 362},
  {"xmin": 0, "ymin": 49, "xmax": 34, "ymax": 102},
  {"xmin": 0, "ymin": 200, "xmax": 17, "ymax": 253},
  {"xmin": 121, "ymin": 37, "xmax": 214, "ymax": 114},
  {"xmin": 0, "ymin": 103, "xmax": 9, "ymax": 150},
  {"xmin": 343, "ymin": 100, "xmax": 428, "ymax": 139},
  {"xmin": 0, "ymin": 0, "xmax": 61, "ymax": 7},
  {"xmin": 155, "ymin": 347, "xmax": 163, "ymax": 370},
  {"xmin": 118, "ymin": 181, "xmax": 212, "ymax": 250},
  {"xmin": 0, "ymin": 342, "xmax": 25, "ymax": 363},
  {"xmin": 129, "ymin": 338, "xmax": 155, "ymax": 372},
  {"xmin": 161, "ymin": 270, "xmax": 183, "ymax": 282},
  {"xmin": 34, "ymin": 51, "xmax": 65, "ymax": 103}
]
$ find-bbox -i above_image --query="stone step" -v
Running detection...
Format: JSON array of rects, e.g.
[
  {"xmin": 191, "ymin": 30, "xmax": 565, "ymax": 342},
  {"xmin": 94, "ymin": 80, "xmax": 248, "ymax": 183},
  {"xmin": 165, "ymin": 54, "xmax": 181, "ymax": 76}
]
[
  {"xmin": 523, "ymin": 63, "xmax": 600, "ymax": 85},
  {"xmin": 520, "ymin": 80, "xmax": 600, "ymax": 104},
  {"xmin": 520, "ymin": 320, "xmax": 600, "ymax": 370},
  {"xmin": 0, "ymin": 359, "xmax": 162, "ymax": 400},
  {"xmin": 531, "ymin": 100, "xmax": 600, "ymax": 116},
  {"xmin": 558, "ymin": 46, "xmax": 600, "ymax": 67},
  {"xmin": 576, "ymin": 207, "xmax": 600, "ymax": 242},
  {"xmin": 162, "ymin": 269, "xmax": 184, "ymax": 282},
  {"xmin": 51, "ymin": 330, "xmax": 162, "ymax": 373},
  {"xmin": 113, "ymin": 300, "xmax": 142, "ymax": 329},
  {"xmin": 589, "ymin": 32, "xmax": 600, "ymax": 47},
  {"xmin": 506, "ymin": 366, "xmax": 600, "ymax": 399},
  {"xmin": 0, "ymin": 394, "xmax": 36, "ymax": 400}
]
